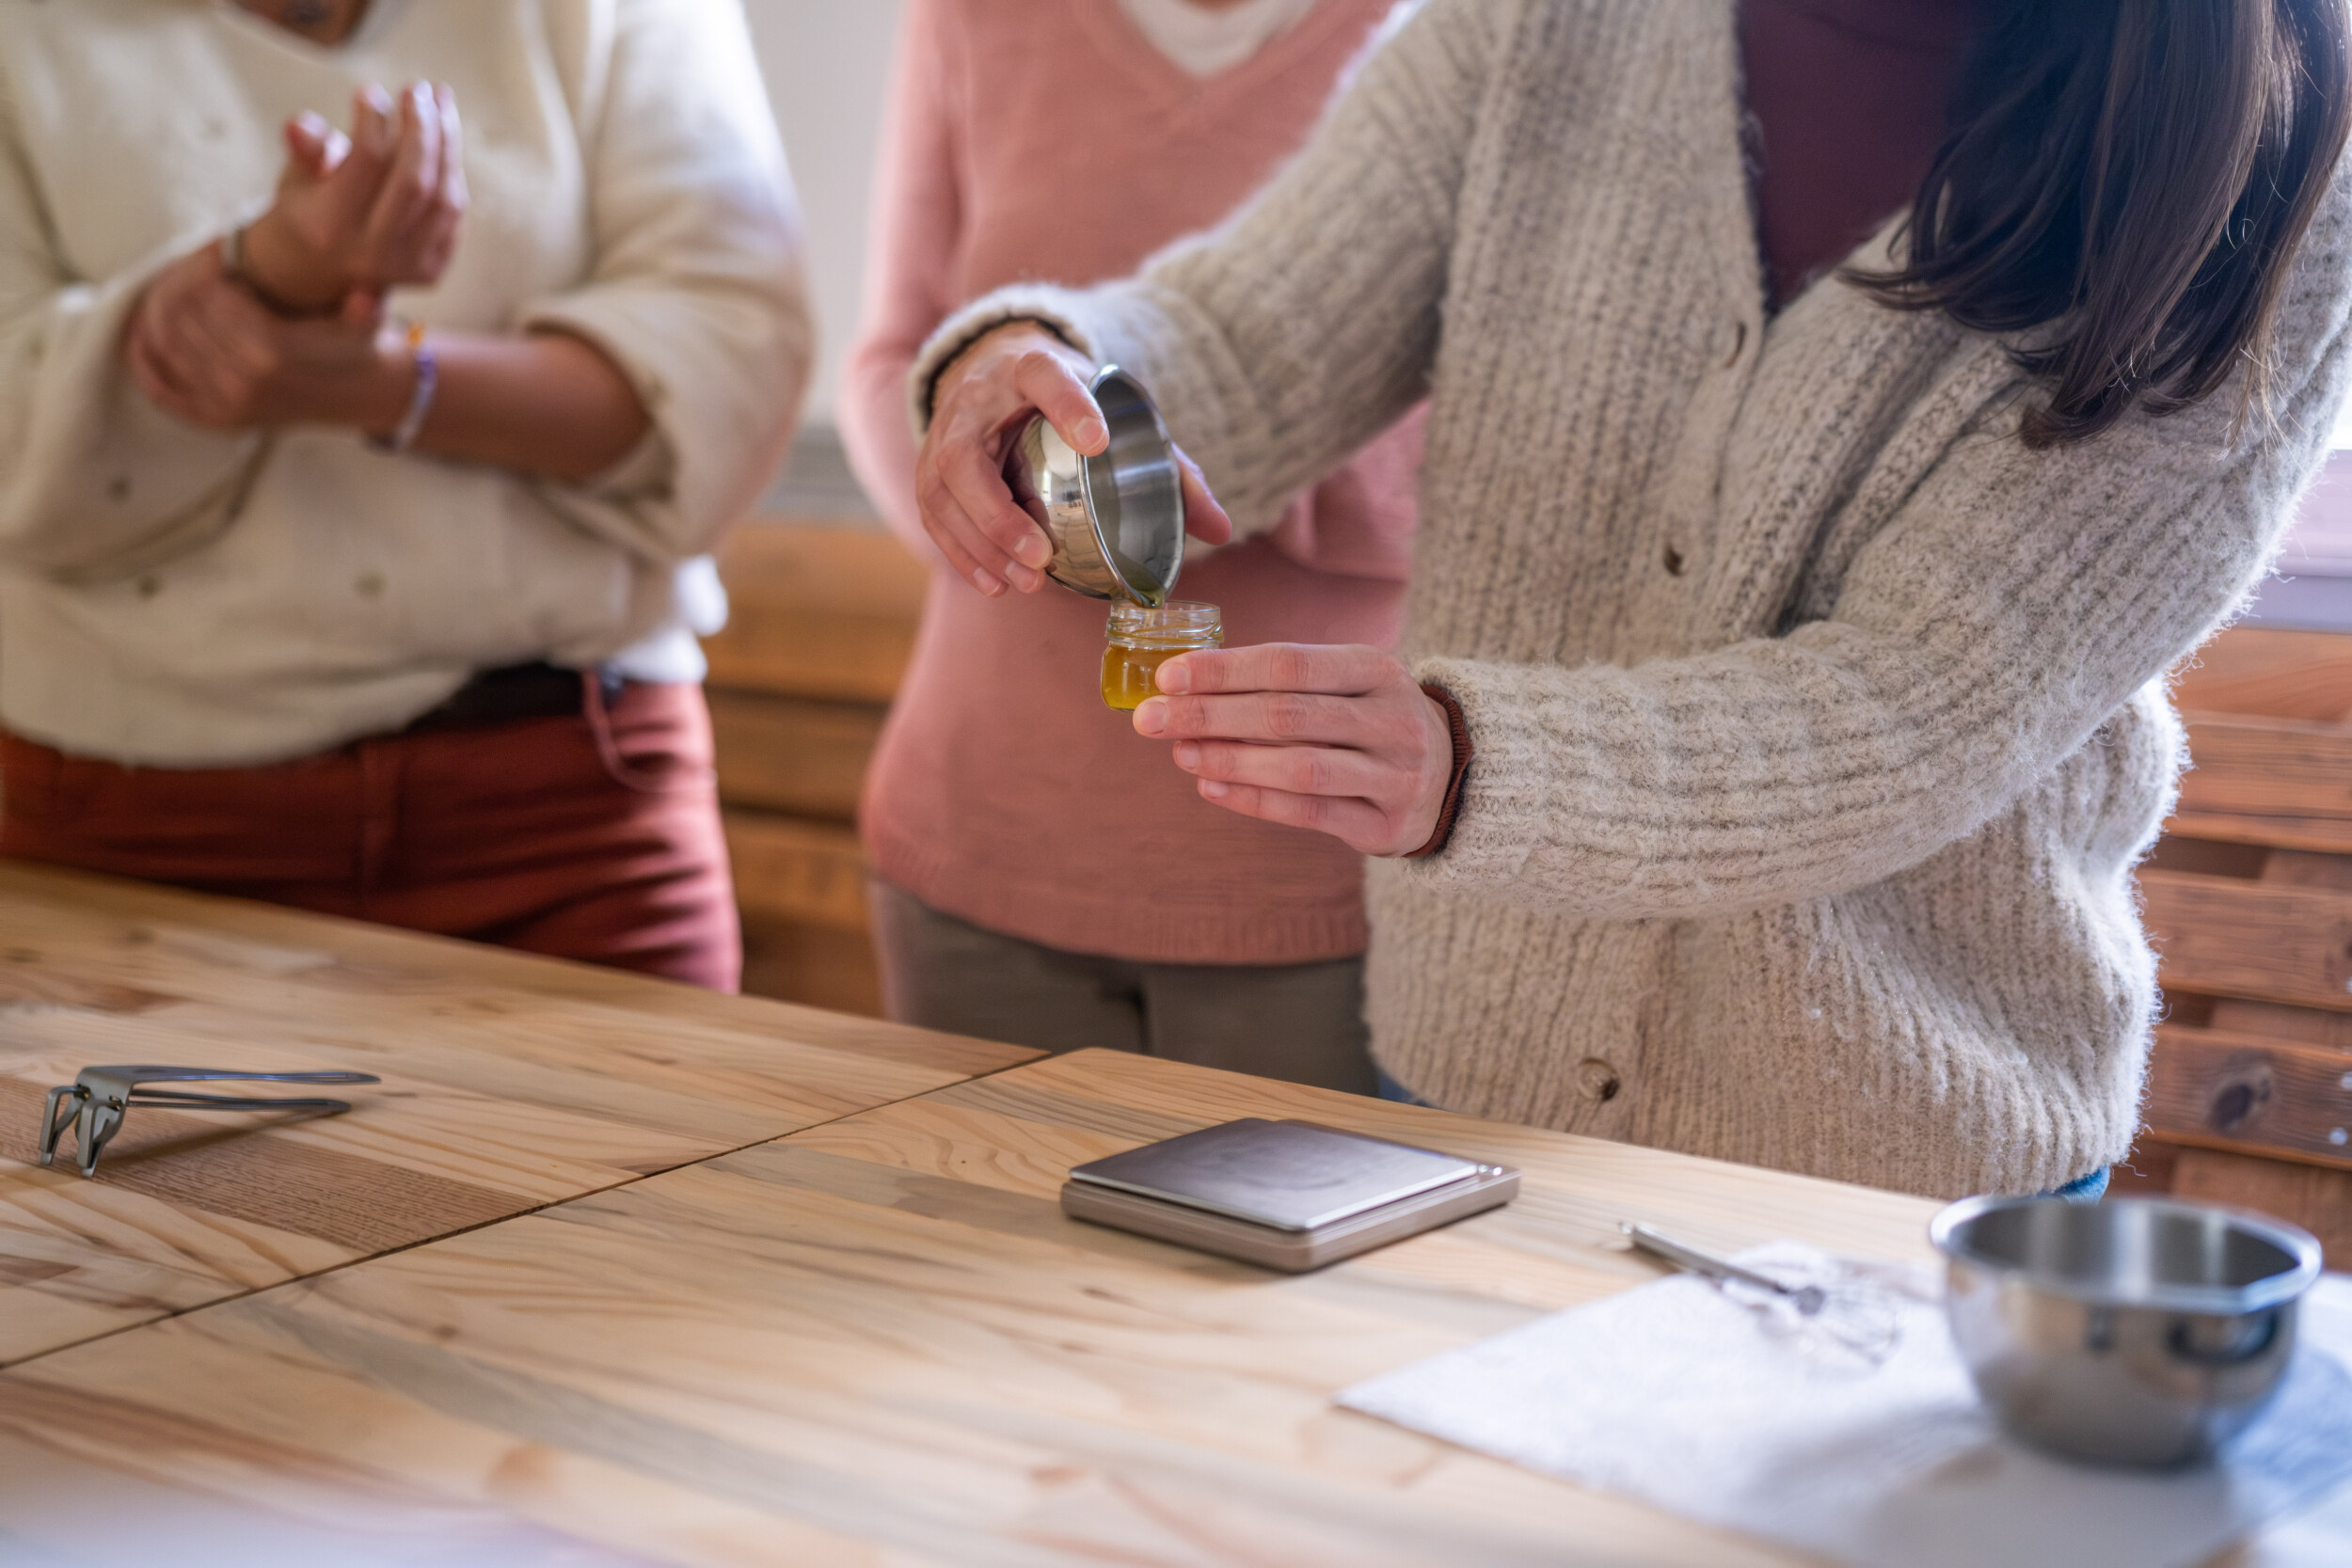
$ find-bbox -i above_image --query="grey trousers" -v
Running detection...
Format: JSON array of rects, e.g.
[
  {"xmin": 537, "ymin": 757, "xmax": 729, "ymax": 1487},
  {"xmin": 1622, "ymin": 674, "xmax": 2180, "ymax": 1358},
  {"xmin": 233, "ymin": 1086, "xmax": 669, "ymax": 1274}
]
[{"xmin": 867, "ymin": 879, "xmax": 1377, "ymax": 1095}]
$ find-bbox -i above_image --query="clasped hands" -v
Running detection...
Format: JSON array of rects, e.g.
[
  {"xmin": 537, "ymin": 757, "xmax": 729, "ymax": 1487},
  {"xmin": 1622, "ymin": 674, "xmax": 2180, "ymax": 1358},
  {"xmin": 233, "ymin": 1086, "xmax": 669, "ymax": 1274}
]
[
  {"xmin": 126, "ymin": 81, "xmax": 467, "ymax": 435},
  {"xmin": 919, "ymin": 323, "xmax": 1454, "ymax": 856}
]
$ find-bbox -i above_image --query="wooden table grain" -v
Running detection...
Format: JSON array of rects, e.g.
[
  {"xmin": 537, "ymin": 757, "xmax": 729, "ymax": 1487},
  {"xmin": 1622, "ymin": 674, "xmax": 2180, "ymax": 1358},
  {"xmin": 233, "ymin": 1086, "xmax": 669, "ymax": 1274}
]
[
  {"xmin": 0, "ymin": 861, "xmax": 1036, "ymax": 1368},
  {"xmin": 0, "ymin": 1050, "xmax": 2007, "ymax": 1564},
  {"xmin": 6, "ymin": 1046, "xmax": 2344, "ymax": 1565}
]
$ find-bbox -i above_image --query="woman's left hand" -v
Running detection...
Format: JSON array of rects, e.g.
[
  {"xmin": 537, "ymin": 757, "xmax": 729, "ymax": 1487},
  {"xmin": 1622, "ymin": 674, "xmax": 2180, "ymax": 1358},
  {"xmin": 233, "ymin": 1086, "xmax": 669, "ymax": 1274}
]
[
  {"xmin": 126, "ymin": 245, "xmax": 407, "ymax": 433},
  {"xmin": 240, "ymin": 82, "xmax": 469, "ymax": 314},
  {"xmin": 1133, "ymin": 643, "xmax": 1454, "ymax": 857}
]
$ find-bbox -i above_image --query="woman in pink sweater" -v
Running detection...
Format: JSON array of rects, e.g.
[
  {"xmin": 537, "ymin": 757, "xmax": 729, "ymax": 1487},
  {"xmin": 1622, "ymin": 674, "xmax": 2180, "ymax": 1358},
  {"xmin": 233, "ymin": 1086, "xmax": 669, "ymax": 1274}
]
[{"xmin": 841, "ymin": 0, "xmax": 1422, "ymax": 1089}]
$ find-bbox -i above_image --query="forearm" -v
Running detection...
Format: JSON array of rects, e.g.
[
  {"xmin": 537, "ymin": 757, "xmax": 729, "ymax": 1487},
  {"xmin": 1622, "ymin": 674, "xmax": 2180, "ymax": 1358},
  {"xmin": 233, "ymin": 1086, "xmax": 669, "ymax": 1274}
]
[
  {"xmin": 405, "ymin": 328, "xmax": 651, "ymax": 483},
  {"xmin": 0, "ymin": 246, "xmax": 262, "ymax": 576},
  {"xmin": 1414, "ymin": 376, "xmax": 2344, "ymax": 922},
  {"xmin": 187, "ymin": 315, "xmax": 653, "ymax": 484},
  {"xmin": 839, "ymin": 340, "xmax": 928, "ymax": 548},
  {"xmin": 1416, "ymin": 161, "xmax": 2352, "ymax": 918}
]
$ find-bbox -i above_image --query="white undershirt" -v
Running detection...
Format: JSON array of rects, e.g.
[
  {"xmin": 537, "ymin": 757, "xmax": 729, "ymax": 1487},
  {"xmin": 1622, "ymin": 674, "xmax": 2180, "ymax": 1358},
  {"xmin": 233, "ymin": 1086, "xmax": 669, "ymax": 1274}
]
[{"xmin": 1117, "ymin": 0, "xmax": 1322, "ymax": 77}]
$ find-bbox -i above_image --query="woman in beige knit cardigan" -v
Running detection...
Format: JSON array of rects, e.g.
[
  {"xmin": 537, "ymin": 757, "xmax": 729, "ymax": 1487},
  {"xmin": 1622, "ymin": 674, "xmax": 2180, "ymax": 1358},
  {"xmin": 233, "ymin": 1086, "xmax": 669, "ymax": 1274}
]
[{"xmin": 910, "ymin": 0, "xmax": 2352, "ymax": 1199}]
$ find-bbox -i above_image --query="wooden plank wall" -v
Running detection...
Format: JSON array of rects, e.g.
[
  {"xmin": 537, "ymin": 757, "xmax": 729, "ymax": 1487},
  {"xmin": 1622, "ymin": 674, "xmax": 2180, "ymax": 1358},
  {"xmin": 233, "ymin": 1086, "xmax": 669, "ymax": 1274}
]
[
  {"xmin": 705, "ymin": 522, "xmax": 926, "ymax": 1017},
  {"xmin": 2124, "ymin": 626, "xmax": 2352, "ymax": 1265}
]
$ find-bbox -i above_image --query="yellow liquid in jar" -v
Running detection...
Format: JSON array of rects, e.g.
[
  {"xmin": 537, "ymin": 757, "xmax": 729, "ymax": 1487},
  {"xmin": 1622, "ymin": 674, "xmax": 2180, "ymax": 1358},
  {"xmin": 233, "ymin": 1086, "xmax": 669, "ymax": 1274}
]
[
  {"xmin": 1102, "ymin": 645, "xmax": 1183, "ymax": 710},
  {"xmin": 1102, "ymin": 600, "xmax": 1222, "ymax": 711}
]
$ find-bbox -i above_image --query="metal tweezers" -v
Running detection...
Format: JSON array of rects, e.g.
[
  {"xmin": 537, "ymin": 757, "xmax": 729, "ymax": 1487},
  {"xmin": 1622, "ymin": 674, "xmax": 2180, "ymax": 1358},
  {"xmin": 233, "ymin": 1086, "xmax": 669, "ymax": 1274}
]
[{"xmin": 38, "ymin": 1065, "xmax": 381, "ymax": 1178}]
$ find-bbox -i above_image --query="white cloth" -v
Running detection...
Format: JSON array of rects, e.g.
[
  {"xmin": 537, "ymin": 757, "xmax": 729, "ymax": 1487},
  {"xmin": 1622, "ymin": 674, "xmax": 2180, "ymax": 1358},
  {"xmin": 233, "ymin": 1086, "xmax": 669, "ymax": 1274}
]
[
  {"xmin": 0, "ymin": 0, "xmax": 812, "ymax": 766},
  {"xmin": 1117, "ymin": 0, "xmax": 1323, "ymax": 75},
  {"xmin": 1340, "ymin": 1245, "xmax": 2352, "ymax": 1568}
]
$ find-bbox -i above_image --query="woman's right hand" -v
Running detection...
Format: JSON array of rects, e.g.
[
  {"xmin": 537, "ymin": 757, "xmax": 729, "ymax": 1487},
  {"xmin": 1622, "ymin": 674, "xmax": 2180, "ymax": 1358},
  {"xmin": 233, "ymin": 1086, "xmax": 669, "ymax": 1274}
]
[
  {"xmin": 916, "ymin": 321, "xmax": 1232, "ymax": 596},
  {"xmin": 237, "ymin": 81, "xmax": 469, "ymax": 314}
]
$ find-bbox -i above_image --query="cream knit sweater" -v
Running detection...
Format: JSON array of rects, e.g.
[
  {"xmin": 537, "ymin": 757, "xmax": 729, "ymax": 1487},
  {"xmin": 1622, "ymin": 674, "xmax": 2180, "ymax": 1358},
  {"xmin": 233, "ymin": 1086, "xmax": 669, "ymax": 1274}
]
[
  {"xmin": 0, "ymin": 0, "xmax": 809, "ymax": 767},
  {"xmin": 915, "ymin": 0, "xmax": 2352, "ymax": 1197}
]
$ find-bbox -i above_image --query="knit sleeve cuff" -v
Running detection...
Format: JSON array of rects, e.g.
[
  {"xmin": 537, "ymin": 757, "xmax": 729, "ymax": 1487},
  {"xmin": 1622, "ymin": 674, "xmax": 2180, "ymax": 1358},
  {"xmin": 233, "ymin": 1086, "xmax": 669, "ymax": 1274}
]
[
  {"xmin": 1405, "ymin": 683, "xmax": 1474, "ymax": 859},
  {"xmin": 905, "ymin": 283, "xmax": 1106, "ymax": 442}
]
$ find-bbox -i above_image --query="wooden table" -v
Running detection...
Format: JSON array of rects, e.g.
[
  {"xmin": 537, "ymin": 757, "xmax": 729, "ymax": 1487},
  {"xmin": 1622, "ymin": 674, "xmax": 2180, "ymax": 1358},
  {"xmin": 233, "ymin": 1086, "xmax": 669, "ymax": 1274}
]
[
  {"xmin": 0, "ymin": 862, "xmax": 1035, "ymax": 1367},
  {"xmin": 11, "ymin": 1046, "xmax": 2339, "ymax": 1565}
]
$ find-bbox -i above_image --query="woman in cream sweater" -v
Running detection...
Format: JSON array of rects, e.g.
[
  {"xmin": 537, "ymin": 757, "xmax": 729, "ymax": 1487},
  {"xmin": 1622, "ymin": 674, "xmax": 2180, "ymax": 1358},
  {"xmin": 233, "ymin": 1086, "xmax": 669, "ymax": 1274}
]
[
  {"xmin": 908, "ymin": 0, "xmax": 2352, "ymax": 1197},
  {"xmin": 0, "ymin": 0, "xmax": 810, "ymax": 989}
]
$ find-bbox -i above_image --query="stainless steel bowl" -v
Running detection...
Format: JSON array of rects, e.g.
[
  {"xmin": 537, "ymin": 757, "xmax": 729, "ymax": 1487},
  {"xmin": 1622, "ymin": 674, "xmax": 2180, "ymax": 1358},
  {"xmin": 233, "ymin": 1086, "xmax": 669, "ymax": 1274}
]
[
  {"xmin": 1002, "ymin": 365, "xmax": 1184, "ymax": 606},
  {"xmin": 1931, "ymin": 1195, "xmax": 2322, "ymax": 1467}
]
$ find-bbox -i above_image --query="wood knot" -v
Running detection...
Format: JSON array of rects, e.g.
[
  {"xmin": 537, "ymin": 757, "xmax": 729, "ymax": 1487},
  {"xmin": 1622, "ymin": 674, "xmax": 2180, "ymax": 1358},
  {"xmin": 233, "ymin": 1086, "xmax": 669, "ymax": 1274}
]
[
  {"xmin": 2206, "ymin": 1054, "xmax": 2275, "ymax": 1135},
  {"xmin": 1575, "ymin": 1058, "xmax": 1623, "ymax": 1103}
]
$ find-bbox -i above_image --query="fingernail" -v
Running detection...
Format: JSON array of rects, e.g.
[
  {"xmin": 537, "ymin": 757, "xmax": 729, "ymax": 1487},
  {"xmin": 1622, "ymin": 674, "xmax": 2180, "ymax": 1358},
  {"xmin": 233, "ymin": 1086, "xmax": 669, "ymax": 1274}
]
[
  {"xmin": 1172, "ymin": 742, "xmax": 1199, "ymax": 769},
  {"xmin": 1077, "ymin": 418, "xmax": 1106, "ymax": 451},
  {"xmin": 1008, "ymin": 562, "xmax": 1043, "ymax": 593},
  {"xmin": 1014, "ymin": 532, "xmax": 1052, "ymax": 569},
  {"xmin": 970, "ymin": 568, "xmax": 1002, "ymax": 595},
  {"xmin": 1200, "ymin": 780, "xmax": 1230, "ymax": 800},
  {"xmin": 1154, "ymin": 658, "xmax": 1190, "ymax": 695},
  {"xmin": 1134, "ymin": 698, "xmax": 1168, "ymax": 736}
]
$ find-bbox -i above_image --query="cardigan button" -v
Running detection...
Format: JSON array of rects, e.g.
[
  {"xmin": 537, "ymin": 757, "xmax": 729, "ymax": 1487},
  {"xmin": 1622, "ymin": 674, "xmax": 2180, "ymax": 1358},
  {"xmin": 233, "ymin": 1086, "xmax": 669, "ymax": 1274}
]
[
  {"xmin": 1723, "ymin": 319, "xmax": 1748, "ymax": 369},
  {"xmin": 1575, "ymin": 1057, "xmax": 1623, "ymax": 1103},
  {"xmin": 1662, "ymin": 544, "xmax": 1687, "ymax": 577}
]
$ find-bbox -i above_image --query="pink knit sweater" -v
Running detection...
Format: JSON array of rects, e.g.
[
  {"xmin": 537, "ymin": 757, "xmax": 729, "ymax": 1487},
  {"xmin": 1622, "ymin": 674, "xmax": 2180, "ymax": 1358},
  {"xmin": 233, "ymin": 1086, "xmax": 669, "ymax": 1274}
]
[{"xmin": 842, "ymin": 0, "xmax": 1422, "ymax": 965}]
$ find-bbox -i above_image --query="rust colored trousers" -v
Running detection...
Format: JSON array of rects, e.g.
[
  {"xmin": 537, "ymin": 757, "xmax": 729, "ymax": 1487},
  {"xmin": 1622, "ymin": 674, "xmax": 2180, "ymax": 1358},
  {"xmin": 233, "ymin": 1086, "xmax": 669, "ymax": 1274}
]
[{"xmin": 0, "ymin": 680, "xmax": 740, "ymax": 992}]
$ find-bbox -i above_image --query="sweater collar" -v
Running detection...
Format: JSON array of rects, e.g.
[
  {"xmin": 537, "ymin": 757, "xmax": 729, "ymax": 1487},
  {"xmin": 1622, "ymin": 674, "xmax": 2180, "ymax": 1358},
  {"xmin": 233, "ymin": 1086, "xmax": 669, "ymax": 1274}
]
[{"xmin": 1071, "ymin": 0, "xmax": 1379, "ymax": 107}]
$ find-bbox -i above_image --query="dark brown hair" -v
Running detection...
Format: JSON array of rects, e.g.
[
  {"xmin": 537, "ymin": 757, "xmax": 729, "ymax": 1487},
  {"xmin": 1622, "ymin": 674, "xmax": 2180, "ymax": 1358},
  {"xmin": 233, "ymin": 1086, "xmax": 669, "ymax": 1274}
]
[{"xmin": 1859, "ymin": 0, "xmax": 2352, "ymax": 447}]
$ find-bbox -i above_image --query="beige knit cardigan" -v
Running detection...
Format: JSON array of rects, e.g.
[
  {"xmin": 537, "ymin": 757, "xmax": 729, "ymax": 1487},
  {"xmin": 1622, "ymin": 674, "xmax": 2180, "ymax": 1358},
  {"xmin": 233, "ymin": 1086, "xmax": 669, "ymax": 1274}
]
[{"xmin": 914, "ymin": 0, "xmax": 2352, "ymax": 1197}]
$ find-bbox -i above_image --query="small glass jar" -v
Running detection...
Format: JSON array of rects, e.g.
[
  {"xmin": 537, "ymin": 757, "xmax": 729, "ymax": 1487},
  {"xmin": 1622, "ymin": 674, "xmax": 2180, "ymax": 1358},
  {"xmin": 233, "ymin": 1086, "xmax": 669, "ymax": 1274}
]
[{"xmin": 1102, "ymin": 600, "xmax": 1223, "ymax": 710}]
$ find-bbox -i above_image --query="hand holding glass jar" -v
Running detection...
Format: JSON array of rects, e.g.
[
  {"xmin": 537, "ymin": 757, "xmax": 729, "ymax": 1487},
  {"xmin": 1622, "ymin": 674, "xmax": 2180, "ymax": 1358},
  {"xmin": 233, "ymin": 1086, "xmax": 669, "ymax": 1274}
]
[{"xmin": 1130, "ymin": 642, "xmax": 1456, "ymax": 858}]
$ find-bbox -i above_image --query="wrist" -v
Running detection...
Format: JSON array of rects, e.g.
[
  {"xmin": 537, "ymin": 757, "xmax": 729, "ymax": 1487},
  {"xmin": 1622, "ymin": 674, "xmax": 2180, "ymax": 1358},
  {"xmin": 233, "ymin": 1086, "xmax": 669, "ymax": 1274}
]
[
  {"xmin": 975, "ymin": 318, "xmax": 1067, "ymax": 356},
  {"xmin": 233, "ymin": 212, "xmax": 347, "ymax": 313},
  {"xmin": 932, "ymin": 318, "xmax": 1078, "ymax": 413},
  {"xmin": 1405, "ymin": 684, "xmax": 1473, "ymax": 859},
  {"xmin": 363, "ymin": 322, "xmax": 439, "ymax": 452},
  {"xmin": 342, "ymin": 323, "xmax": 420, "ymax": 436}
]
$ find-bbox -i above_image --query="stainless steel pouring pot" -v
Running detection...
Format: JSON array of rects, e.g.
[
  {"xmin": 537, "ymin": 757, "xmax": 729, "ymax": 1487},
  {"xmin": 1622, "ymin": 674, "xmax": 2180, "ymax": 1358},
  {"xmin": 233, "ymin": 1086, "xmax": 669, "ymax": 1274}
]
[
  {"xmin": 1931, "ymin": 1195, "xmax": 2322, "ymax": 1467},
  {"xmin": 1002, "ymin": 365, "xmax": 1185, "ymax": 606}
]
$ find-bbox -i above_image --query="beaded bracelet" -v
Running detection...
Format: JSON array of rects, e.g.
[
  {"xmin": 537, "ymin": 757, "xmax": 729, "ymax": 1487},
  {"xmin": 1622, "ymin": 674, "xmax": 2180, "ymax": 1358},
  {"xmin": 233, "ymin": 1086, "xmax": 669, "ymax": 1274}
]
[{"xmin": 368, "ymin": 321, "xmax": 438, "ymax": 454}]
